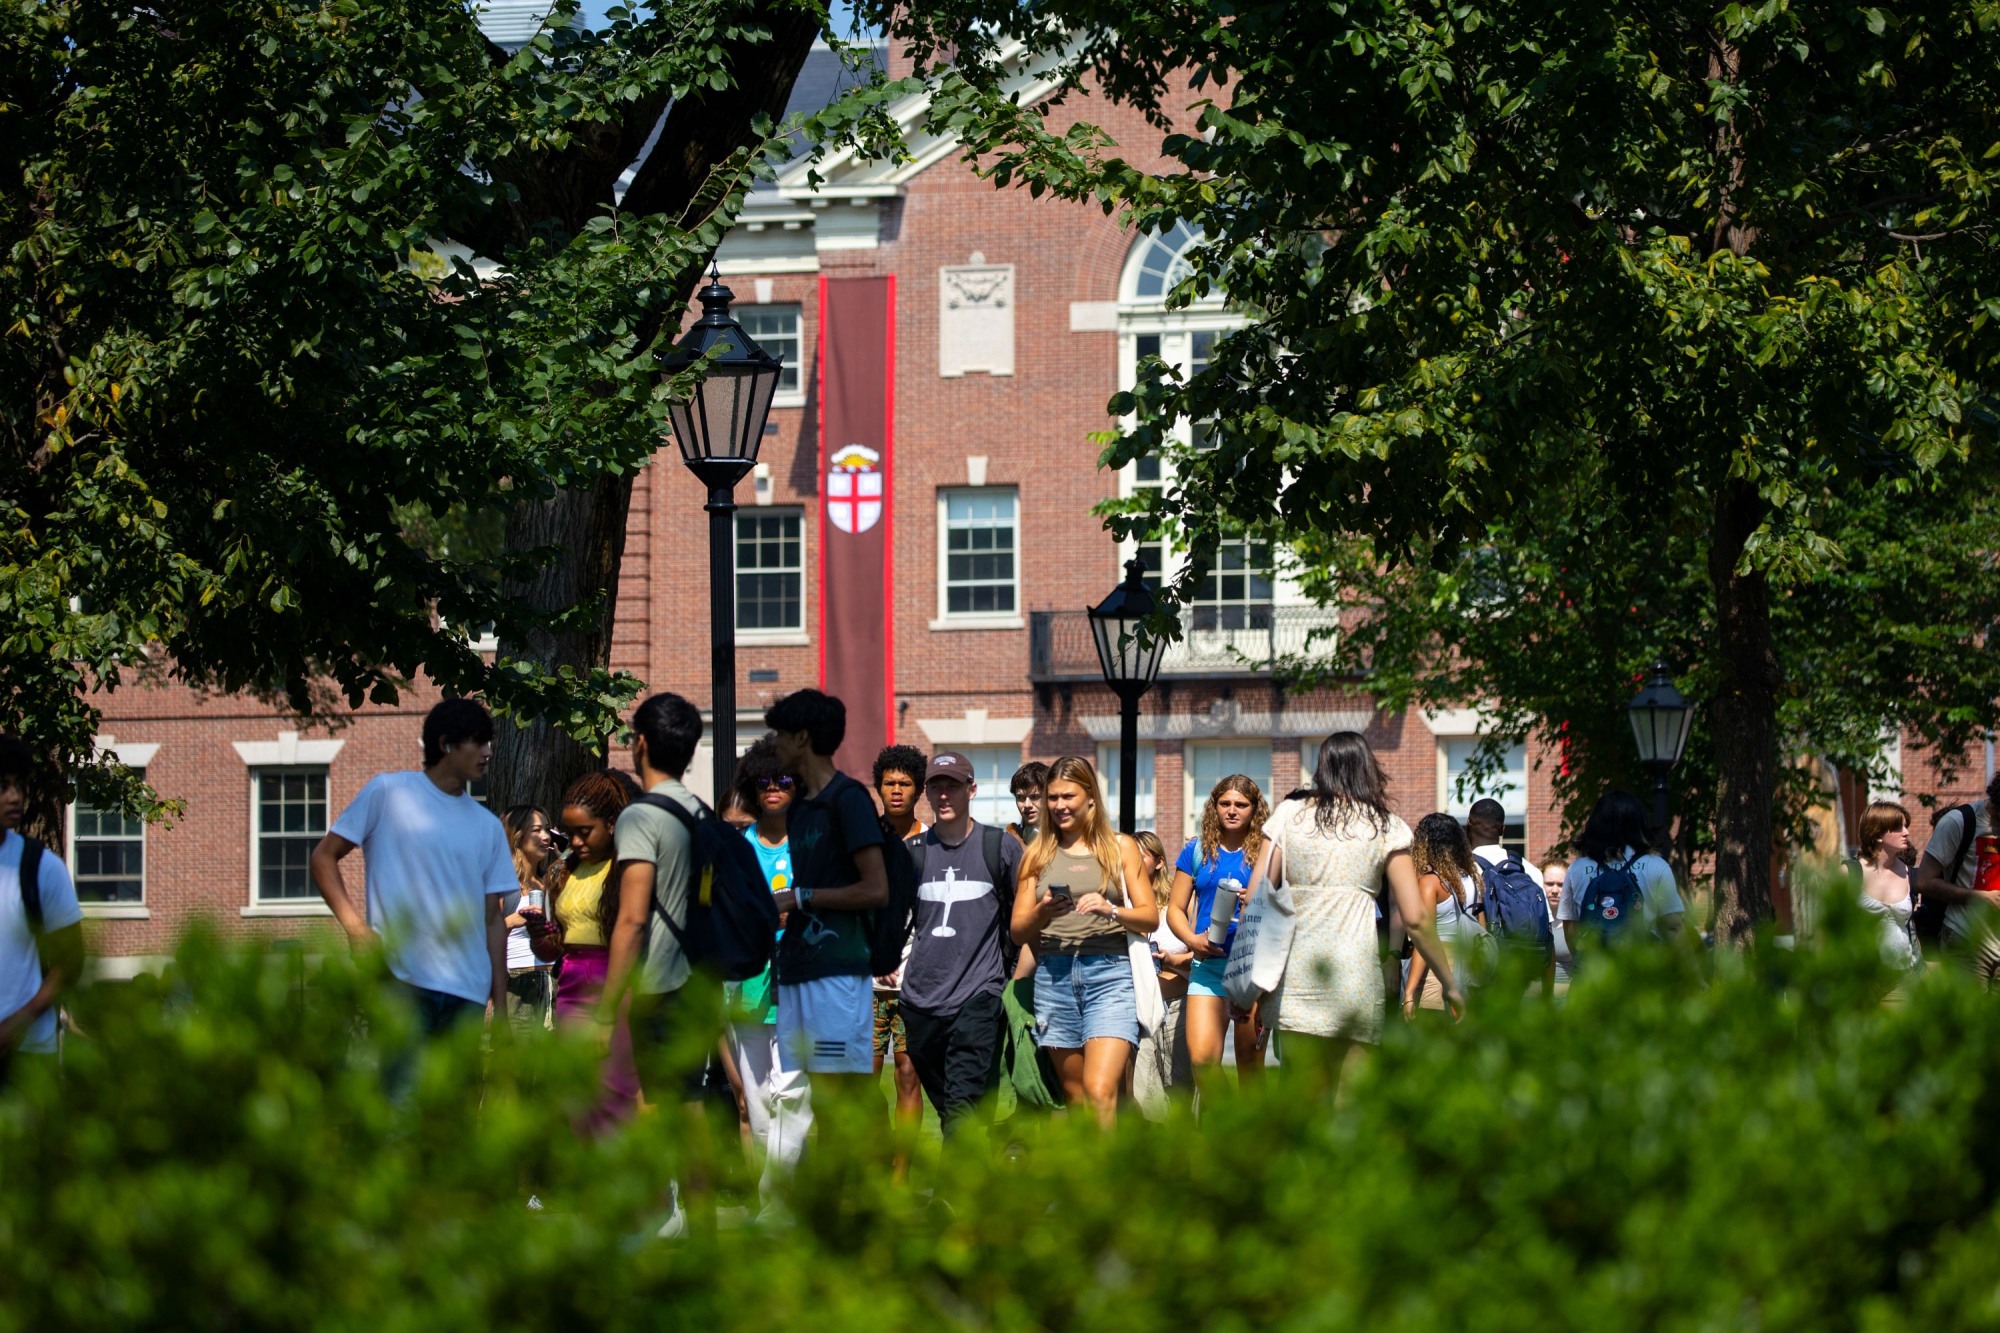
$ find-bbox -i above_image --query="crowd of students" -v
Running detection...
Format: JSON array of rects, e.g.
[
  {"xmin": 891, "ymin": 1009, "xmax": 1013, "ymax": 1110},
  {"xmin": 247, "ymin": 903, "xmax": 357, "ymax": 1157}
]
[{"xmin": 8, "ymin": 686, "xmax": 1972, "ymax": 1152}]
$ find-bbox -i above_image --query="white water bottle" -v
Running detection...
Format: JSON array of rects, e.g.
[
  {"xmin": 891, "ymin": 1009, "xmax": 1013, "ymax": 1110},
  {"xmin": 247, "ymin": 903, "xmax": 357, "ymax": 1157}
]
[{"xmin": 1207, "ymin": 878, "xmax": 1243, "ymax": 946}]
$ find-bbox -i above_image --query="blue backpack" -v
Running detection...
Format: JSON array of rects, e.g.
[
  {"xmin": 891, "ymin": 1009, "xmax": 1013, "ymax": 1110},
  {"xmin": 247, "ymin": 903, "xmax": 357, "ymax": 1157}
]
[
  {"xmin": 1473, "ymin": 853, "xmax": 1554, "ymax": 959},
  {"xmin": 1577, "ymin": 853, "xmax": 1647, "ymax": 944},
  {"xmin": 638, "ymin": 794, "xmax": 782, "ymax": 982}
]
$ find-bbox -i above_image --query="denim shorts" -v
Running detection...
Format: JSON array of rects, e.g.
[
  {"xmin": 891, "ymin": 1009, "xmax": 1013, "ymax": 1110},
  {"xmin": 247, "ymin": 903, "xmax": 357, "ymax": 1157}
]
[
  {"xmin": 1187, "ymin": 956, "xmax": 1230, "ymax": 999},
  {"xmin": 1035, "ymin": 952, "xmax": 1139, "ymax": 1048}
]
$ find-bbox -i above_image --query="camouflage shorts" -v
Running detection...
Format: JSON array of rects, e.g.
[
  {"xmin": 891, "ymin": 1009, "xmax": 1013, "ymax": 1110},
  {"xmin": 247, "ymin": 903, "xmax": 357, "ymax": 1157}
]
[{"xmin": 872, "ymin": 993, "xmax": 907, "ymax": 1058}]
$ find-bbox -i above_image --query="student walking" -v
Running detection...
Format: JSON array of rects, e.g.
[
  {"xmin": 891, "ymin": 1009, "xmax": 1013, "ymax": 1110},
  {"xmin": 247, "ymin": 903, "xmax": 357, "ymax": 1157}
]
[
  {"xmin": 899, "ymin": 750, "xmax": 1022, "ymax": 1139},
  {"xmin": 724, "ymin": 736, "xmax": 813, "ymax": 1196},
  {"xmin": 1914, "ymin": 771, "xmax": 2000, "ymax": 988},
  {"xmin": 1555, "ymin": 790, "xmax": 1687, "ymax": 961},
  {"xmin": 1009, "ymin": 756, "xmax": 1158, "ymax": 1128},
  {"xmin": 1168, "ymin": 775, "xmax": 1268, "ymax": 1085},
  {"xmin": 311, "ymin": 699, "xmax": 517, "ymax": 1037},
  {"xmin": 1133, "ymin": 830, "xmax": 1192, "ymax": 1114},
  {"xmin": 1252, "ymin": 732, "xmax": 1459, "ymax": 1097},
  {"xmin": 539, "ymin": 772, "xmax": 641, "ymax": 1128},
  {"xmin": 1402, "ymin": 814, "xmax": 1485, "ymax": 1018},
  {"xmin": 870, "ymin": 745, "xmax": 927, "ymax": 1138},
  {"xmin": 0, "ymin": 737, "xmax": 85, "ymax": 1092},
  {"xmin": 1854, "ymin": 800, "xmax": 1923, "ymax": 981},
  {"xmin": 1008, "ymin": 761, "xmax": 1049, "ymax": 846},
  {"xmin": 603, "ymin": 693, "xmax": 709, "ymax": 1107},
  {"xmin": 499, "ymin": 805, "xmax": 556, "ymax": 1036},
  {"xmin": 763, "ymin": 691, "xmax": 890, "ymax": 1108}
]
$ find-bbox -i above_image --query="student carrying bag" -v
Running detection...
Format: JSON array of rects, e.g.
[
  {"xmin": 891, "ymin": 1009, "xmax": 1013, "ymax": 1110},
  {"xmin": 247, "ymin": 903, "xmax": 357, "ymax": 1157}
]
[{"xmin": 638, "ymin": 795, "xmax": 782, "ymax": 982}]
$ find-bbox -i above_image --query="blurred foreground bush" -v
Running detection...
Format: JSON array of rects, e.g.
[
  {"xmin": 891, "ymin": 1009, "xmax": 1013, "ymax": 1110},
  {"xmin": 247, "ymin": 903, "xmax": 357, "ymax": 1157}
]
[{"xmin": 8, "ymin": 882, "xmax": 2000, "ymax": 1331}]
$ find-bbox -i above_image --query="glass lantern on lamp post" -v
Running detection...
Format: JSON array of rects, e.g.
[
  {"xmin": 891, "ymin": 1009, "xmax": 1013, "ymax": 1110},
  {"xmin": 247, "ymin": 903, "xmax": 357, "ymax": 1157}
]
[
  {"xmin": 659, "ymin": 266, "xmax": 784, "ymax": 801},
  {"xmin": 1090, "ymin": 559, "xmax": 1167, "ymax": 834},
  {"xmin": 1627, "ymin": 659, "xmax": 1695, "ymax": 847}
]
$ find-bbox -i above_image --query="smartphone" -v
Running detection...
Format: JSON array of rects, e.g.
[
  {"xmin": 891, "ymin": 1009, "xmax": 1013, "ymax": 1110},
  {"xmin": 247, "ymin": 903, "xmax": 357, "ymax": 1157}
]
[{"xmin": 1046, "ymin": 882, "xmax": 1073, "ymax": 902}]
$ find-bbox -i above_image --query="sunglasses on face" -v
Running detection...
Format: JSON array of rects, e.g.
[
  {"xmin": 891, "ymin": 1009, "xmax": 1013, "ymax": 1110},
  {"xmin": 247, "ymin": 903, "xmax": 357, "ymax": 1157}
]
[{"xmin": 756, "ymin": 776, "xmax": 796, "ymax": 791}]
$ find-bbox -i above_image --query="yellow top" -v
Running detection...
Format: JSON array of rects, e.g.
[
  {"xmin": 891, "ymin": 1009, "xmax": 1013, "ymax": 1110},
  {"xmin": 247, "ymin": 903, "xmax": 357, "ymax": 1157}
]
[{"xmin": 556, "ymin": 859, "xmax": 613, "ymax": 948}]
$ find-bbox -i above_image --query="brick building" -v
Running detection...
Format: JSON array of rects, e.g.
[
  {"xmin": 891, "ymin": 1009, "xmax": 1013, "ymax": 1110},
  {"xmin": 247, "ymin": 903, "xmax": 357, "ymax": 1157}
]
[{"xmin": 84, "ymin": 39, "xmax": 1942, "ymax": 970}]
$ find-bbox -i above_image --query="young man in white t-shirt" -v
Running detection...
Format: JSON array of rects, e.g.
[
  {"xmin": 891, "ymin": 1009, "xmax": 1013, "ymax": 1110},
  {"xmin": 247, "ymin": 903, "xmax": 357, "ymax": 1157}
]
[
  {"xmin": 310, "ymin": 699, "xmax": 518, "ymax": 1035},
  {"xmin": 0, "ymin": 737, "xmax": 84, "ymax": 1090}
]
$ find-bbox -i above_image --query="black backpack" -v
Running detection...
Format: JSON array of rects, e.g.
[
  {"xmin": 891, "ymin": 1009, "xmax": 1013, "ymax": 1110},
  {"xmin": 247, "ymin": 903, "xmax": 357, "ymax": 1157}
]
[
  {"xmin": 1473, "ymin": 853, "xmax": 1555, "ymax": 959},
  {"xmin": 1913, "ymin": 802, "xmax": 1975, "ymax": 946},
  {"xmin": 636, "ymin": 794, "xmax": 781, "ymax": 982}
]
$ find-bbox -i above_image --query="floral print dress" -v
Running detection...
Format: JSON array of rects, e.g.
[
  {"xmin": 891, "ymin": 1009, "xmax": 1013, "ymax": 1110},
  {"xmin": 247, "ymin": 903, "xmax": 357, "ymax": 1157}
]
[{"xmin": 1262, "ymin": 799, "xmax": 1413, "ymax": 1045}]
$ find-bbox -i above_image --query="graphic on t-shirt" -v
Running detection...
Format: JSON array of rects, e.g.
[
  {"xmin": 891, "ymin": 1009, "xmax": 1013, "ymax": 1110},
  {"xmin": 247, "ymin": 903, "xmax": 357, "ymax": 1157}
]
[{"xmin": 920, "ymin": 863, "xmax": 993, "ymax": 938}]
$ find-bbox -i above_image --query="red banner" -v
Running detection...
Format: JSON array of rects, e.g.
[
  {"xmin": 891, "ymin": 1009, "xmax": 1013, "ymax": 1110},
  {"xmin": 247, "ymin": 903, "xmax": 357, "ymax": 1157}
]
[{"xmin": 817, "ymin": 275, "xmax": 895, "ymax": 776}]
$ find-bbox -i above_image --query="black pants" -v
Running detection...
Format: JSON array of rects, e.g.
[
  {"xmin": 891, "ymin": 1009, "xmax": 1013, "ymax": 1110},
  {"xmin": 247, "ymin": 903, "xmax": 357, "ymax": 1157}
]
[{"xmin": 901, "ymin": 991, "xmax": 1004, "ymax": 1138}]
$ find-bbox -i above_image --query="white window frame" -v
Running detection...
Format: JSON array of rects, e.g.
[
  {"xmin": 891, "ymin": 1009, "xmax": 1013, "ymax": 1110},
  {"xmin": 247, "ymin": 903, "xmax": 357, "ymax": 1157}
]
[
  {"xmin": 1182, "ymin": 741, "xmax": 1274, "ymax": 840},
  {"xmin": 69, "ymin": 743, "xmax": 157, "ymax": 918},
  {"xmin": 933, "ymin": 486, "xmax": 1023, "ymax": 629},
  {"xmin": 233, "ymin": 733, "xmax": 343, "ymax": 915},
  {"xmin": 735, "ymin": 506, "xmax": 809, "ymax": 642},
  {"xmin": 739, "ymin": 303, "xmax": 805, "ymax": 406},
  {"xmin": 247, "ymin": 765, "xmax": 332, "ymax": 912},
  {"xmin": 1095, "ymin": 742, "xmax": 1157, "ymax": 830},
  {"xmin": 1435, "ymin": 729, "xmax": 1529, "ymax": 858}
]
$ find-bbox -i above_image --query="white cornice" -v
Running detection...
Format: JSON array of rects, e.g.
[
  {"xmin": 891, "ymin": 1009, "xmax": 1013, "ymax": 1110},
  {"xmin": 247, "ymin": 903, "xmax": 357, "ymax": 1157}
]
[{"xmin": 232, "ymin": 731, "xmax": 345, "ymax": 767}]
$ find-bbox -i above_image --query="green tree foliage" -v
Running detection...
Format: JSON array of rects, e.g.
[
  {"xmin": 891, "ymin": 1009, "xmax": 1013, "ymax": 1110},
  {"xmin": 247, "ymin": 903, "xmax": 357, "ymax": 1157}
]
[
  {"xmin": 886, "ymin": 1, "xmax": 2000, "ymax": 938},
  {"xmin": 1294, "ymin": 454, "xmax": 2000, "ymax": 870},
  {"xmin": 0, "ymin": 0, "xmax": 869, "ymax": 822},
  {"xmin": 11, "ymin": 892, "xmax": 2000, "ymax": 1327}
]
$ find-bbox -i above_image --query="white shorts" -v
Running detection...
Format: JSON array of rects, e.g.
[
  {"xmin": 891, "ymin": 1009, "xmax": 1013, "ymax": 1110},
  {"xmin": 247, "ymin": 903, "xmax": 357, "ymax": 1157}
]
[{"xmin": 776, "ymin": 974, "xmax": 874, "ymax": 1074}]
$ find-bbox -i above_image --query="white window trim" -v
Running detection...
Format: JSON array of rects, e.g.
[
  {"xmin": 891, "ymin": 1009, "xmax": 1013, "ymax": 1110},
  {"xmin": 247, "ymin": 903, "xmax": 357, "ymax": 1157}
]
[
  {"xmin": 232, "ymin": 732, "xmax": 345, "ymax": 767},
  {"xmin": 735, "ymin": 506, "xmax": 809, "ymax": 638},
  {"xmin": 246, "ymin": 765, "xmax": 334, "ymax": 911},
  {"xmin": 916, "ymin": 710, "xmax": 1034, "ymax": 747},
  {"xmin": 935, "ymin": 486, "xmax": 1022, "ymax": 624},
  {"xmin": 72, "ymin": 736, "xmax": 156, "ymax": 914}
]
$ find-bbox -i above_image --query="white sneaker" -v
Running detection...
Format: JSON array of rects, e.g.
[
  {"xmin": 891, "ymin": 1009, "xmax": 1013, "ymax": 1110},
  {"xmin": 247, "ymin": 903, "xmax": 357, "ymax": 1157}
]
[{"xmin": 654, "ymin": 1206, "xmax": 690, "ymax": 1240}]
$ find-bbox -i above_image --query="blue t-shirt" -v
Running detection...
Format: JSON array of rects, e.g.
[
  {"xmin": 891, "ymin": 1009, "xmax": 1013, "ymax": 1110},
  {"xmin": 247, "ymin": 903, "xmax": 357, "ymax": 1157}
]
[
  {"xmin": 735, "ymin": 829, "xmax": 791, "ymax": 1024},
  {"xmin": 1176, "ymin": 839, "xmax": 1253, "ymax": 953}
]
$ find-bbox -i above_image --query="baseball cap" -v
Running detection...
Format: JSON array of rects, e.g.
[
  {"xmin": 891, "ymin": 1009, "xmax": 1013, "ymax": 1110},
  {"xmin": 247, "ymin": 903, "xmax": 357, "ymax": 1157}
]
[{"xmin": 924, "ymin": 750, "xmax": 974, "ymax": 784}]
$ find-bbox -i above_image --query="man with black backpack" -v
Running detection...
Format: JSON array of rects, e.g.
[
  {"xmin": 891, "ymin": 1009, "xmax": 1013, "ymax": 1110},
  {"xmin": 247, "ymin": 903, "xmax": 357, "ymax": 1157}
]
[
  {"xmin": 0, "ymin": 737, "xmax": 84, "ymax": 1092},
  {"xmin": 1914, "ymin": 771, "xmax": 2000, "ymax": 986},
  {"xmin": 605, "ymin": 692, "xmax": 711, "ymax": 1103},
  {"xmin": 1466, "ymin": 799, "xmax": 1556, "ymax": 990},
  {"xmin": 899, "ymin": 751, "xmax": 1022, "ymax": 1140},
  {"xmin": 764, "ymin": 690, "xmax": 892, "ymax": 1102}
]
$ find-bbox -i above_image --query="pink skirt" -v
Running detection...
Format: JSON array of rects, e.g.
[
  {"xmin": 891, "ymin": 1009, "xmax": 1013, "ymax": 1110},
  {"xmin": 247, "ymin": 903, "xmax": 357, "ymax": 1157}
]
[{"xmin": 554, "ymin": 945, "xmax": 639, "ymax": 1133}]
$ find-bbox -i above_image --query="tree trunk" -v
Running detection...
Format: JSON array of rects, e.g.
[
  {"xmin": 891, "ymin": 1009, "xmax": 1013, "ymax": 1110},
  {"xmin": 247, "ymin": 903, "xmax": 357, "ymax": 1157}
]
[
  {"xmin": 1708, "ymin": 480, "xmax": 1779, "ymax": 943},
  {"xmin": 488, "ymin": 473, "xmax": 634, "ymax": 815}
]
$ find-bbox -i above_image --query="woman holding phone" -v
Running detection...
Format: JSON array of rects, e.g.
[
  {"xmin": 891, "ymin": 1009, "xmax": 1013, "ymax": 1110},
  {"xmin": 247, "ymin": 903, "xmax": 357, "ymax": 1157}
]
[
  {"xmin": 1168, "ymin": 774, "xmax": 1269, "ymax": 1085},
  {"xmin": 1010, "ymin": 756, "xmax": 1158, "ymax": 1127}
]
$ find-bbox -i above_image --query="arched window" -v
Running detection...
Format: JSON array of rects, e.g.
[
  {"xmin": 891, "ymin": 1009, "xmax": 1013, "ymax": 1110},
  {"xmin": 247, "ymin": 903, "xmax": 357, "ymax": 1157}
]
[{"xmin": 1122, "ymin": 220, "xmax": 1204, "ymax": 304}]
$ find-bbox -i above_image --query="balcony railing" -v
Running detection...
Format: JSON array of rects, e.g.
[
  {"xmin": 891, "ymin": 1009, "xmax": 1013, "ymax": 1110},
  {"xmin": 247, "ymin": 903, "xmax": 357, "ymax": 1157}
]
[{"xmin": 1028, "ymin": 605, "xmax": 1341, "ymax": 682}]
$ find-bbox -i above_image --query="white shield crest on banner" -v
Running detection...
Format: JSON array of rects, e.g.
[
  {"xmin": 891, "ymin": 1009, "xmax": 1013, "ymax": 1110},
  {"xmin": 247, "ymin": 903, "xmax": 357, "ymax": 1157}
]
[{"xmin": 826, "ymin": 443, "xmax": 884, "ymax": 534}]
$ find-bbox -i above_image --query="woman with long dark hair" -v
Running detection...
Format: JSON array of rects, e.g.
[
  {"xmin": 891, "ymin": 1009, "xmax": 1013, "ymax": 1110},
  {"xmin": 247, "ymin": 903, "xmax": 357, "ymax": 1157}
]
[
  {"xmin": 532, "ymin": 770, "xmax": 640, "ymax": 1128},
  {"xmin": 1253, "ymin": 732, "xmax": 1459, "ymax": 1093},
  {"xmin": 1555, "ymin": 789, "xmax": 1686, "ymax": 961},
  {"xmin": 1402, "ymin": 813, "xmax": 1484, "ymax": 1018},
  {"xmin": 1009, "ymin": 756, "xmax": 1158, "ymax": 1127},
  {"xmin": 1168, "ymin": 774, "xmax": 1269, "ymax": 1084}
]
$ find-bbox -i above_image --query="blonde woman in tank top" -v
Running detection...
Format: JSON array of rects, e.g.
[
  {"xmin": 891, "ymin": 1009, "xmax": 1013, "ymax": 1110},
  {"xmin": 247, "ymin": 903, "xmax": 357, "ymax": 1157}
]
[
  {"xmin": 1008, "ymin": 756, "xmax": 1158, "ymax": 1127},
  {"xmin": 1256, "ymin": 732, "xmax": 1461, "ymax": 1095}
]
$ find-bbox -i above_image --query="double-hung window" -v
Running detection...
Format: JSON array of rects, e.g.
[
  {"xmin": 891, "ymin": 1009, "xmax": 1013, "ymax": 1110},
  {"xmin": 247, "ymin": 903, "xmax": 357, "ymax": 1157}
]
[
  {"xmin": 737, "ymin": 508, "xmax": 805, "ymax": 633},
  {"xmin": 72, "ymin": 781, "xmax": 146, "ymax": 905},
  {"xmin": 252, "ymin": 768, "xmax": 328, "ymax": 903},
  {"xmin": 940, "ymin": 488, "xmax": 1019, "ymax": 620},
  {"xmin": 738, "ymin": 304, "xmax": 802, "ymax": 399}
]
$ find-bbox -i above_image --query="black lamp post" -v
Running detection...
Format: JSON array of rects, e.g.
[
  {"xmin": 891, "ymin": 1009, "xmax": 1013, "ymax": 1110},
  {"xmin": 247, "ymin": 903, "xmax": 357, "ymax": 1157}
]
[
  {"xmin": 659, "ymin": 266, "xmax": 784, "ymax": 803},
  {"xmin": 1090, "ymin": 559, "xmax": 1167, "ymax": 834},
  {"xmin": 1627, "ymin": 659, "xmax": 1695, "ymax": 845}
]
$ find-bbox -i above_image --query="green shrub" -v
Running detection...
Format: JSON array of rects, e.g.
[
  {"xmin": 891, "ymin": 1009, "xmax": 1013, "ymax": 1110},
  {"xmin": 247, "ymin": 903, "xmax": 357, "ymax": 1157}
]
[{"xmin": 8, "ymin": 882, "xmax": 2000, "ymax": 1331}]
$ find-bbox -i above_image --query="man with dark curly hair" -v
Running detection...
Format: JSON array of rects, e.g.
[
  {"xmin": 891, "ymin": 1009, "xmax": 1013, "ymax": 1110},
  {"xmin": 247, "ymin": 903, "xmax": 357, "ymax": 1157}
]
[{"xmin": 870, "ymin": 743, "xmax": 927, "ymax": 1146}]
